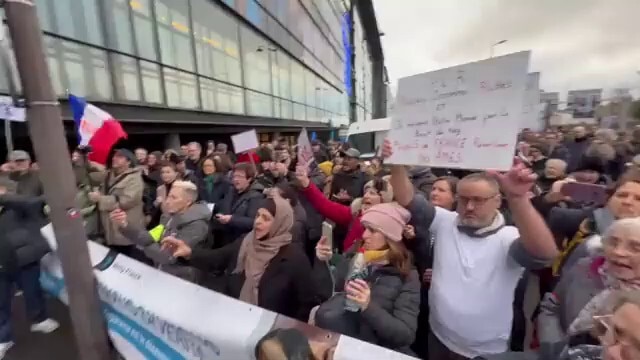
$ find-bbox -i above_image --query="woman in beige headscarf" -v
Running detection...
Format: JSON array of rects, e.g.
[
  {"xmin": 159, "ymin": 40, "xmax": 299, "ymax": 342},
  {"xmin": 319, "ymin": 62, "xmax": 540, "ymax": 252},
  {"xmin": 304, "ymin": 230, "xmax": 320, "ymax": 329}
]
[{"xmin": 163, "ymin": 195, "xmax": 318, "ymax": 321}]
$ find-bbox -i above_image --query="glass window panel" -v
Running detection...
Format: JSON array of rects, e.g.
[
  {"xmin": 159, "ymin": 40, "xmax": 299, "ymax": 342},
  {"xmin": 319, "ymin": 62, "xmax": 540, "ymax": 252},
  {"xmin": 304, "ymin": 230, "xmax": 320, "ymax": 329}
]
[
  {"xmin": 215, "ymin": 82, "xmax": 244, "ymax": 114},
  {"xmin": 140, "ymin": 60, "xmax": 163, "ymax": 104},
  {"xmin": 103, "ymin": 0, "xmax": 134, "ymax": 54},
  {"xmin": 277, "ymin": 52, "xmax": 290, "ymax": 100},
  {"xmin": 34, "ymin": 0, "xmax": 53, "ymax": 32},
  {"xmin": 200, "ymin": 77, "xmax": 217, "ymax": 111},
  {"xmin": 155, "ymin": 0, "xmax": 194, "ymax": 71},
  {"xmin": 290, "ymin": 60, "xmax": 304, "ymax": 103},
  {"xmin": 191, "ymin": 0, "xmax": 241, "ymax": 85},
  {"xmin": 132, "ymin": 0, "xmax": 158, "ymax": 60},
  {"xmin": 164, "ymin": 67, "xmax": 198, "ymax": 108},
  {"xmin": 280, "ymin": 99, "xmax": 292, "ymax": 119},
  {"xmin": 0, "ymin": 26, "xmax": 21, "ymax": 95},
  {"xmin": 58, "ymin": 40, "xmax": 111, "ymax": 100},
  {"xmin": 42, "ymin": 37, "xmax": 65, "ymax": 96},
  {"xmin": 305, "ymin": 71, "xmax": 316, "ymax": 107},
  {"xmin": 47, "ymin": 0, "xmax": 104, "ymax": 46},
  {"xmin": 113, "ymin": 55, "xmax": 141, "ymax": 101},
  {"xmin": 241, "ymin": 27, "xmax": 271, "ymax": 94},
  {"xmin": 293, "ymin": 102, "xmax": 305, "ymax": 120},
  {"xmin": 246, "ymin": 0, "xmax": 266, "ymax": 31},
  {"xmin": 270, "ymin": 51, "xmax": 279, "ymax": 98},
  {"xmin": 272, "ymin": 97, "xmax": 280, "ymax": 118},
  {"xmin": 246, "ymin": 90, "xmax": 272, "ymax": 117},
  {"xmin": 51, "ymin": 0, "xmax": 75, "ymax": 39}
]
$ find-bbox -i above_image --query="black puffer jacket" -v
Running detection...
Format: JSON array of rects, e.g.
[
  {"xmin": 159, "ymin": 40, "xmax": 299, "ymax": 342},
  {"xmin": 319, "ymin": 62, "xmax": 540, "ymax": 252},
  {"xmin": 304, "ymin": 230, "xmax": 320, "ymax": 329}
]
[
  {"xmin": 211, "ymin": 181, "xmax": 265, "ymax": 248},
  {"xmin": 314, "ymin": 255, "xmax": 420, "ymax": 354},
  {"xmin": 0, "ymin": 195, "xmax": 50, "ymax": 273}
]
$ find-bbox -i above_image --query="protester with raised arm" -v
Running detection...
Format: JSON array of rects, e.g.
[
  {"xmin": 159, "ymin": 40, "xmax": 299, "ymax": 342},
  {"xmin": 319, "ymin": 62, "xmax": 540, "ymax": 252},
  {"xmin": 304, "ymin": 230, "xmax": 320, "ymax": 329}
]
[{"xmin": 382, "ymin": 139, "xmax": 557, "ymax": 360}]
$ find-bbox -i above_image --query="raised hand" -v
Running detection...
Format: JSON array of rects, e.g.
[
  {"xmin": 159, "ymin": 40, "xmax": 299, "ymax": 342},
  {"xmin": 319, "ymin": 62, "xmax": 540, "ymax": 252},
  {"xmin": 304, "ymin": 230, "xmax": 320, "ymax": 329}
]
[{"xmin": 489, "ymin": 157, "xmax": 537, "ymax": 198}]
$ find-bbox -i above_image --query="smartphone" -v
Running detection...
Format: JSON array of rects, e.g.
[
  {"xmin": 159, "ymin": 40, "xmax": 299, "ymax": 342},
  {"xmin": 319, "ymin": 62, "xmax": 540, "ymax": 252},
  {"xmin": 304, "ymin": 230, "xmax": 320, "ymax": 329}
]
[
  {"xmin": 561, "ymin": 182, "xmax": 608, "ymax": 206},
  {"xmin": 322, "ymin": 221, "xmax": 334, "ymax": 249}
]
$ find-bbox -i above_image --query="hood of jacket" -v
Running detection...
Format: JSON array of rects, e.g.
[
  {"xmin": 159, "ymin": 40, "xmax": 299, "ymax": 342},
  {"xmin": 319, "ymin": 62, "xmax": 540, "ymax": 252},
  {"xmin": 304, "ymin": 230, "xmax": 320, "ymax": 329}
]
[
  {"xmin": 248, "ymin": 179, "xmax": 266, "ymax": 193},
  {"xmin": 177, "ymin": 201, "xmax": 212, "ymax": 224},
  {"xmin": 111, "ymin": 167, "xmax": 141, "ymax": 180}
]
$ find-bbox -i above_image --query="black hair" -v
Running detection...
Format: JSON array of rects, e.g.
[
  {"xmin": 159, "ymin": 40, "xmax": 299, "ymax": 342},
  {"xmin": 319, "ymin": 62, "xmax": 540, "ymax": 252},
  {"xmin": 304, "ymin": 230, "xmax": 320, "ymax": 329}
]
[
  {"xmin": 254, "ymin": 328, "xmax": 312, "ymax": 360},
  {"xmin": 370, "ymin": 177, "xmax": 389, "ymax": 193},
  {"xmin": 275, "ymin": 182, "xmax": 299, "ymax": 207}
]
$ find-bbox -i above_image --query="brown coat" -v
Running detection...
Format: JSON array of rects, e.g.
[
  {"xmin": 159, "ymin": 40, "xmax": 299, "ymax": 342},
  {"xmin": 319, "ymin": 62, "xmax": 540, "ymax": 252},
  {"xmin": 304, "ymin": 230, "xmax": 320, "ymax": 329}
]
[{"xmin": 94, "ymin": 168, "xmax": 145, "ymax": 246}]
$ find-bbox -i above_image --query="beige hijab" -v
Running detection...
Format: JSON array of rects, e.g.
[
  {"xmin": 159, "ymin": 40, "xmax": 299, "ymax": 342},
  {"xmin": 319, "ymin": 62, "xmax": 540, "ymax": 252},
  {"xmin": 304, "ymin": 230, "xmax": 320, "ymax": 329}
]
[{"xmin": 234, "ymin": 196, "xmax": 294, "ymax": 305}]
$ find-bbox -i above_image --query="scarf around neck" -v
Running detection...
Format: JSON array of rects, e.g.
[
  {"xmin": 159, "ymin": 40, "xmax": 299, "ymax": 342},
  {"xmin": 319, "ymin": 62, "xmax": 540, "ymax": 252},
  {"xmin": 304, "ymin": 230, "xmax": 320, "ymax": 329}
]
[
  {"xmin": 364, "ymin": 249, "xmax": 389, "ymax": 264},
  {"xmin": 233, "ymin": 196, "xmax": 294, "ymax": 305},
  {"xmin": 568, "ymin": 258, "xmax": 640, "ymax": 334},
  {"xmin": 456, "ymin": 210, "xmax": 506, "ymax": 238},
  {"xmin": 204, "ymin": 174, "xmax": 218, "ymax": 194}
]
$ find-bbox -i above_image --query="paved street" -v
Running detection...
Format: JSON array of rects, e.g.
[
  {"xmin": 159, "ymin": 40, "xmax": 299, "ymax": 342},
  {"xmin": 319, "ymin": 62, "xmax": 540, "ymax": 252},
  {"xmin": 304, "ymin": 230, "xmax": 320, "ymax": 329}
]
[{"xmin": 6, "ymin": 295, "xmax": 78, "ymax": 360}]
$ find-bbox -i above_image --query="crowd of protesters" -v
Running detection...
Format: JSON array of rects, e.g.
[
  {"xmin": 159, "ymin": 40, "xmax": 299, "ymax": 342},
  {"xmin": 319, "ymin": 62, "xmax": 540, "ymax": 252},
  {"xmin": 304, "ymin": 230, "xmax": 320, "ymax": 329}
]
[{"xmin": 1, "ymin": 125, "xmax": 640, "ymax": 360}]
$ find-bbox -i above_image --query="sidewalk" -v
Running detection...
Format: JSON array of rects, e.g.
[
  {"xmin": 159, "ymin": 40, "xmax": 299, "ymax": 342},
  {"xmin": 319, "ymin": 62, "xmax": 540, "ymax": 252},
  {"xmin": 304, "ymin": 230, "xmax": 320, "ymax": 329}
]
[{"xmin": 6, "ymin": 295, "xmax": 78, "ymax": 360}]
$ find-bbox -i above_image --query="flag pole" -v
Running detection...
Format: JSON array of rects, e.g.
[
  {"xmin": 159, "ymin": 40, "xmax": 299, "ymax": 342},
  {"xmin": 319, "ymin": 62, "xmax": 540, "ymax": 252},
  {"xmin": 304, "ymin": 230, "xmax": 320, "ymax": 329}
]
[{"xmin": 4, "ymin": 1, "xmax": 112, "ymax": 359}]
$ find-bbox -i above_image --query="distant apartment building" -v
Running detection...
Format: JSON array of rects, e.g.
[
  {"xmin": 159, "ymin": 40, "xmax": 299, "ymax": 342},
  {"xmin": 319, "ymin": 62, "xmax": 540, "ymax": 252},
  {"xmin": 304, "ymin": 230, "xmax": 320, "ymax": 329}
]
[
  {"xmin": 540, "ymin": 91, "xmax": 560, "ymax": 114},
  {"xmin": 567, "ymin": 89, "xmax": 602, "ymax": 118}
]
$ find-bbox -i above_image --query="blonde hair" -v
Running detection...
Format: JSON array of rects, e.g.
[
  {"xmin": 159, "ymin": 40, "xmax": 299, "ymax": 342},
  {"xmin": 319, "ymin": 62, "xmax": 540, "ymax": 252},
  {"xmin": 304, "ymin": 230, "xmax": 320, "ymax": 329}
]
[{"xmin": 172, "ymin": 180, "xmax": 198, "ymax": 202}]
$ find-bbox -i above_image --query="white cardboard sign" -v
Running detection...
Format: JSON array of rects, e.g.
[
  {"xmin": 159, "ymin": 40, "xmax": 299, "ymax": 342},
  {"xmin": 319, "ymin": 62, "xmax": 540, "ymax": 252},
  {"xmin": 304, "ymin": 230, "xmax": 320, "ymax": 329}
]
[
  {"xmin": 231, "ymin": 129, "xmax": 259, "ymax": 154},
  {"xmin": 387, "ymin": 51, "xmax": 530, "ymax": 171}
]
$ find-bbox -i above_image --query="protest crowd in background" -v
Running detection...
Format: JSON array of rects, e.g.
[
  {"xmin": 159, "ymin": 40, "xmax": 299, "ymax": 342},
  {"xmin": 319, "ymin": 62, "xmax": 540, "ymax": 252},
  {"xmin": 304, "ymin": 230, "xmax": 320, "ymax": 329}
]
[{"xmin": 1, "ymin": 121, "xmax": 640, "ymax": 360}]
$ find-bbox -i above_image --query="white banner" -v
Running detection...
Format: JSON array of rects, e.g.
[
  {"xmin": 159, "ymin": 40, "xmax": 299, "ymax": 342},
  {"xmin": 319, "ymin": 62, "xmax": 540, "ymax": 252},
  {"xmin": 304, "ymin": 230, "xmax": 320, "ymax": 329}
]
[
  {"xmin": 388, "ymin": 51, "xmax": 530, "ymax": 171},
  {"xmin": 39, "ymin": 227, "xmax": 417, "ymax": 360}
]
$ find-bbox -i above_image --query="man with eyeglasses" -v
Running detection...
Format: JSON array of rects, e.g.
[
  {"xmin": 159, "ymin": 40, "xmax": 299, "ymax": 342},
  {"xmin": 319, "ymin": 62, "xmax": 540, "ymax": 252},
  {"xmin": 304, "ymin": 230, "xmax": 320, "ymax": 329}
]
[{"xmin": 383, "ymin": 139, "xmax": 558, "ymax": 360}]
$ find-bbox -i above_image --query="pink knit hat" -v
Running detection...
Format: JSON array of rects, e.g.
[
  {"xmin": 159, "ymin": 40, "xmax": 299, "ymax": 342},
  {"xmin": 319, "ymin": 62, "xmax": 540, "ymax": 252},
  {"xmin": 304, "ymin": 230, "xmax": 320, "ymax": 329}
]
[{"xmin": 360, "ymin": 203, "xmax": 411, "ymax": 242}]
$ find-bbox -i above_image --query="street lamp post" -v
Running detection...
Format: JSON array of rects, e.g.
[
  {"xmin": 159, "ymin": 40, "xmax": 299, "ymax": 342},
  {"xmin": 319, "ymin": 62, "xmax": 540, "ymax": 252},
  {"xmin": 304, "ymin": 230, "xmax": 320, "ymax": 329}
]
[{"xmin": 490, "ymin": 39, "xmax": 508, "ymax": 58}]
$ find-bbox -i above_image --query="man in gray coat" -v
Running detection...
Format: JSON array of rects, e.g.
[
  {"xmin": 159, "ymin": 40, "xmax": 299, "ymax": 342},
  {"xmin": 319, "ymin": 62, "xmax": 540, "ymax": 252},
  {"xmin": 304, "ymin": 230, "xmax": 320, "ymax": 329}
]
[{"xmin": 110, "ymin": 180, "xmax": 210, "ymax": 283}]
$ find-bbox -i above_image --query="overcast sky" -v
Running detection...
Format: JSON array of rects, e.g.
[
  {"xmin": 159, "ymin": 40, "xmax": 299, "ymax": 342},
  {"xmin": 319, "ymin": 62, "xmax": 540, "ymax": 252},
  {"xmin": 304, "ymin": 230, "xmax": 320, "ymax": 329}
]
[{"xmin": 373, "ymin": 0, "xmax": 640, "ymax": 100}]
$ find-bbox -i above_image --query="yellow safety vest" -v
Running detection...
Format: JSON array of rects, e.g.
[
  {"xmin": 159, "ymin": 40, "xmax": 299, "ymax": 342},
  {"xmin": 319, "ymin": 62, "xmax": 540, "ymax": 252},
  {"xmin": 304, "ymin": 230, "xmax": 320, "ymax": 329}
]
[{"xmin": 148, "ymin": 224, "xmax": 166, "ymax": 243}]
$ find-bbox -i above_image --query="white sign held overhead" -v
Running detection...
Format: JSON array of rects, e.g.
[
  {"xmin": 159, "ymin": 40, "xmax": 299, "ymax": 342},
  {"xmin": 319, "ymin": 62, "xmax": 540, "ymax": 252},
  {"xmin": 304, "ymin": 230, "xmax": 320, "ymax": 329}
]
[
  {"xmin": 231, "ymin": 129, "xmax": 259, "ymax": 154},
  {"xmin": 387, "ymin": 51, "xmax": 531, "ymax": 171},
  {"xmin": 297, "ymin": 128, "xmax": 314, "ymax": 167},
  {"xmin": 0, "ymin": 96, "xmax": 25, "ymax": 122}
]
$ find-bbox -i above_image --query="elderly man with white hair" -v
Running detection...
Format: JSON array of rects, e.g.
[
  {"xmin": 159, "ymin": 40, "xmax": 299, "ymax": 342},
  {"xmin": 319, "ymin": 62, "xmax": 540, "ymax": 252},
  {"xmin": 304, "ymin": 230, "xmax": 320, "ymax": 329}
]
[
  {"xmin": 537, "ymin": 158, "xmax": 568, "ymax": 193},
  {"xmin": 109, "ymin": 180, "xmax": 211, "ymax": 283}
]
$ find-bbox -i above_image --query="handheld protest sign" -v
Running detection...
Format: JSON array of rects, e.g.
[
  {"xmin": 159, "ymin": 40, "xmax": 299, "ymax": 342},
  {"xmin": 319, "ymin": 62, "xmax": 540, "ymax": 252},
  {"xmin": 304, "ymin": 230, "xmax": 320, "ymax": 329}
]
[{"xmin": 386, "ymin": 51, "xmax": 530, "ymax": 171}]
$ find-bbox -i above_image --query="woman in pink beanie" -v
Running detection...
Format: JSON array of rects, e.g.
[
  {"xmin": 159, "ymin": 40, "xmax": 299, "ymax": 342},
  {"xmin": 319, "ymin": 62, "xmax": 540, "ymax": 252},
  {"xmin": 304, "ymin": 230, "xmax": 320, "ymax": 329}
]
[{"xmin": 312, "ymin": 203, "xmax": 421, "ymax": 355}]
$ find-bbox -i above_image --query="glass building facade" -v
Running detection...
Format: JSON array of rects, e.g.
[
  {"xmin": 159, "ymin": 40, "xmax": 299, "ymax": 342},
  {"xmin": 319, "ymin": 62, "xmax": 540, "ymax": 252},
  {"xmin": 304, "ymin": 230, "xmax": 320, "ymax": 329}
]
[
  {"xmin": 1, "ymin": 0, "xmax": 361, "ymax": 127},
  {"xmin": 353, "ymin": 8, "xmax": 373, "ymax": 122}
]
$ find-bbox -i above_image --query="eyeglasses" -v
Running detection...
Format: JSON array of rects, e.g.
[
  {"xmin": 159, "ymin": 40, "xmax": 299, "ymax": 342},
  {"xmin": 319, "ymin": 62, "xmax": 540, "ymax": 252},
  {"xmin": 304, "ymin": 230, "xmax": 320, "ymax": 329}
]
[
  {"xmin": 455, "ymin": 194, "xmax": 497, "ymax": 207},
  {"xmin": 594, "ymin": 314, "xmax": 640, "ymax": 358}
]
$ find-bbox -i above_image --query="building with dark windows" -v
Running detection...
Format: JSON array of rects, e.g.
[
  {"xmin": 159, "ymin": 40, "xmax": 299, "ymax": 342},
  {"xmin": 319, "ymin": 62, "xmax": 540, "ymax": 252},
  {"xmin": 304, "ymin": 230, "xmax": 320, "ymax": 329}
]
[{"xmin": 0, "ymin": 0, "xmax": 385, "ymax": 150}]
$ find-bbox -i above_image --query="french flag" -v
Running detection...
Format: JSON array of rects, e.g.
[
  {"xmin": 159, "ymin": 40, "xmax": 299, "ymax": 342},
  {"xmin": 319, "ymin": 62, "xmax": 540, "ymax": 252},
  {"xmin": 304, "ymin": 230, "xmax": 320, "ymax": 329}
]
[{"xmin": 69, "ymin": 94, "xmax": 127, "ymax": 165}]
